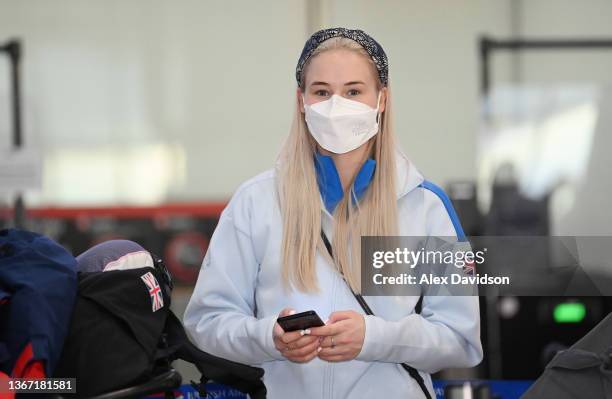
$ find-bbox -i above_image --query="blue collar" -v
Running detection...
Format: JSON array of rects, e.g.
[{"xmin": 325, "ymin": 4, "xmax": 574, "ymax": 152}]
[{"xmin": 314, "ymin": 152, "xmax": 376, "ymax": 214}]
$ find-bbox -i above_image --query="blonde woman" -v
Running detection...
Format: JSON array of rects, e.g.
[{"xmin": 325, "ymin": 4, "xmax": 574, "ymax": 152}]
[{"xmin": 184, "ymin": 27, "xmax": 482, "ymax": 398}]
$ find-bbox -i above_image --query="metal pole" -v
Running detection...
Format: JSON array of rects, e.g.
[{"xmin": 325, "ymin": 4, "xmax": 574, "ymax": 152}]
[
  {"xmin": 484, "ymin": 38, "xmax": 612, "ymax": 51},
  {"xmin": 479, "ymin": 36, "xmax": 491, "ymax": 97},
  {"xmin": 1, "ymin": 39, "xmax": 25, "ymax": 228}
]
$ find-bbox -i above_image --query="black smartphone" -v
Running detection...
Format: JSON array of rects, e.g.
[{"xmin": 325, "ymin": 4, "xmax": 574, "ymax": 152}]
[{"xmin": 277, "ymin": 310, "xmax": 325, "ymax": 332}]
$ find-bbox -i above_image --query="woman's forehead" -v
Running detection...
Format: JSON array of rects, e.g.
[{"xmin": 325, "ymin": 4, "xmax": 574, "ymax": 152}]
[{"xmin": 305, "ymin": 49, "xmax": 377, "ymax": 86}]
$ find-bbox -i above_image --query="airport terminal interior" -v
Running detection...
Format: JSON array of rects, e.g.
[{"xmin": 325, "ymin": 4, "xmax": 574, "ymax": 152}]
[{"xmin": 1, "ymin": 1, "xmax": 612, "ymax": 398}]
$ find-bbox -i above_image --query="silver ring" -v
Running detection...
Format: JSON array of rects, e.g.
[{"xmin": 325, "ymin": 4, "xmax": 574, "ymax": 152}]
[{"xmin": 331, "ymin": 336, "xmax": 335, "ymax": 349}]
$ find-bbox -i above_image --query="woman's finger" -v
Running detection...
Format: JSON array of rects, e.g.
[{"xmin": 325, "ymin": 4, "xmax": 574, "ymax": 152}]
[
  {"xmin": 290, "ymin": 334, "xmax": 319, "ymax": 348},
  {"xmin": 319, "ymin": 330, "xmax": 352, "ymax": 348},
  {"xmin": 308, "ymin": 320, "xmax": 346, "ymax": 337},
  {"xmin": 286, "ymin": 337, "xmax": 320, "ymax": 358},
  {"xmin": 327, "ymin": 310, "xmax": 357, "ymax": 324},
  {"xmin": 317, "ymin": 345, "xmax": 351, "ymax": 357},
  {"xmin": 319, "ymin": 335, "xmax": 338, "ymax": 348},
  {"xmin": 274, "ymin": 337, "xmax": 289, "ymax": 352},
  {"xmin": 273, "ymin": 308, "xmax": 296, "ymax": 338},
  {"xmin": 288, "ymin": 349, "xmax": 319, "ymax": 363},
  {"xmin": 279, "ymin": 308, "xmax": 296, "ymax": 318},
  {"xmin": 275, "ymin": 336, "xmax": 316, "ymax": 352},
  {"xmin": 274, "ymin": 334, "xmax": 318, "ymax": 351},
  {"xmin": 273, "ymin": 322, "xmax": 285, "ymax": 338},
  {"xmin": 279, "ymin": 330, "xmax": 306, "ymax": 344}
]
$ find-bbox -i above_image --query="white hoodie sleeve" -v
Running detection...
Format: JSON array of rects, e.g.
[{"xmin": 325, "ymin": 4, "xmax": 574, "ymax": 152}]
[
  {"xmin": 183, "ymin": 189, "xmax": 284, "ymax": 366},
  {"xmin": 355, "ymin": 189, "xmax": 483, "ymax": 373}
]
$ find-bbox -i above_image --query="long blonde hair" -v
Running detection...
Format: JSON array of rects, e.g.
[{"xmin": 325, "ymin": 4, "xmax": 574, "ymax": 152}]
[{"xmin": 276, "ymin": 37, "xmax": 398, "ymax": 294}]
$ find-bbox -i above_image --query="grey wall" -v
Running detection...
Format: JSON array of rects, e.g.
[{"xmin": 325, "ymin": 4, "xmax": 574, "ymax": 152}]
[{"xmin": 0, "ymin": 0, "xmax": 512, "ymax": 205}]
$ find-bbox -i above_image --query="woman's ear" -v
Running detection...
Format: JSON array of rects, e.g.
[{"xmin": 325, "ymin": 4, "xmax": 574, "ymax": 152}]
[
  {"xmin": 378, "ymin": 87, "xmax": 388, "ymax": 114},
  {"xmin": 297, "ymin": 88, "xmax": 305, "ymax": 114}
]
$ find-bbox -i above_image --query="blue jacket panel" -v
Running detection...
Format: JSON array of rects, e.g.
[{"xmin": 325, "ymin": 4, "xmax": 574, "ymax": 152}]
[{"xmin": 0, "ymin": 229, "xmax": 77, "ymax": 376}]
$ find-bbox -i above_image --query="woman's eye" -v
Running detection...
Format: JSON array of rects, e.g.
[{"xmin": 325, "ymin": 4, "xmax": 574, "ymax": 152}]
[
  {"xmin": 347, "ymin": 89, "xmax": 360, "ymax": 96},
  {"xmin": 315, "ymin": 90, "xmax": 329, "ymax": 97}
]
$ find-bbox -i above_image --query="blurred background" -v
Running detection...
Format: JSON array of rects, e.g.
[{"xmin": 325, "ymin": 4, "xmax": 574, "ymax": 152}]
[{"xmin": 2, "ymin": 0, "xmax": 612, "ymax": 394}]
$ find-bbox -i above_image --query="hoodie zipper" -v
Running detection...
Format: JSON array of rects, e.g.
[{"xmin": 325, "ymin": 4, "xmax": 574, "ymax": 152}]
[
  {"xmin": 327, "ymin": 263, "xmax": 338, "ymax": 399},
  {"xmin": 320, "ymin": 211, "xmax": 335, "ymax": 399}
]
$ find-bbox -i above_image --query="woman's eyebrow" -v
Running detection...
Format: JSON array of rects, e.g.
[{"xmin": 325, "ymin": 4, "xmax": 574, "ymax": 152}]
[
  {"xmin": 344, "ymin": 81, "xmax": 365, "ymax": 86},
  {"xmin": 310, "ymin": 81, "xmax": 330, "ymax": 86}
]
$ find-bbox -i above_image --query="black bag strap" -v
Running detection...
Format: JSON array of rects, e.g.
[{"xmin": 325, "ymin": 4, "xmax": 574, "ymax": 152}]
[{"xmin": 320, "ymin": 230, "xmax": 432, "ymax": 399}]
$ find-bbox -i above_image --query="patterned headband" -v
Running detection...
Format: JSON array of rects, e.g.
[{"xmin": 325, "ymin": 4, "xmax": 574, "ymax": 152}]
[{"xmin": 295, "ymin": 27, "xmax": 389, "ymax": 87}]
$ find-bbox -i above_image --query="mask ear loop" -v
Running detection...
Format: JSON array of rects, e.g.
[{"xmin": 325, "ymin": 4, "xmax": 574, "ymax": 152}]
[{"xmin": 375, "ymin": 90, "xmax": 383, "ymax": 125}]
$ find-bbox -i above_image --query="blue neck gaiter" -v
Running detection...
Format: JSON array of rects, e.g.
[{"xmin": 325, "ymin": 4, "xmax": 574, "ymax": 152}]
[{"xmin": 313, "ymin": 152, "xmax": 376, "ymax": 214}]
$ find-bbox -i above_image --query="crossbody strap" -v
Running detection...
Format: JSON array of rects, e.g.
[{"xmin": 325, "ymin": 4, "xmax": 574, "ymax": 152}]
[{"xmin": 320, "ymin": 230, "xmax": 432, "ymax": 399}]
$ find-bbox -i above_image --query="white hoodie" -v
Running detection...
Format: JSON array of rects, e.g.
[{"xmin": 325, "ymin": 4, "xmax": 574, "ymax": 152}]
[{"xmin": 184, "ymin": 149, "xmax": 483, "ymax": 398}]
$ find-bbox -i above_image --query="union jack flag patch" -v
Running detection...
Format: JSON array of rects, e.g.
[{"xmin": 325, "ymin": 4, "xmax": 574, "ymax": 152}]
[{"xmin": 141, "ymin": 272, "xmax": 164, "ymax": 312}]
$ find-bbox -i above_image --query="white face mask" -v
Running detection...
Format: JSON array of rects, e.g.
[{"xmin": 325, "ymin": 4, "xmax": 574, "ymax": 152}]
[{"xmin": 303, "ymin": 92, "xmax": 382, "ymax": 154}]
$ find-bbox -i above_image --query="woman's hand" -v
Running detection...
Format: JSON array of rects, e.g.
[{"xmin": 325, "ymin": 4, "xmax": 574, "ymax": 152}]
[
  {"xmin": 309, "ymin": 310, "xmax": 365, "ymax": 362},
  {"xmin": 273, "ymin": 308, "xmax": 321, "ymax": 363}
]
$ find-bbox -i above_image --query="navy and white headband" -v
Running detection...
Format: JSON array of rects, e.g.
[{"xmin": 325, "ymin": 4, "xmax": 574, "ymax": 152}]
[{"xmin": 296, "ymin": 27, "xmax": 389, "ymax": 87}]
